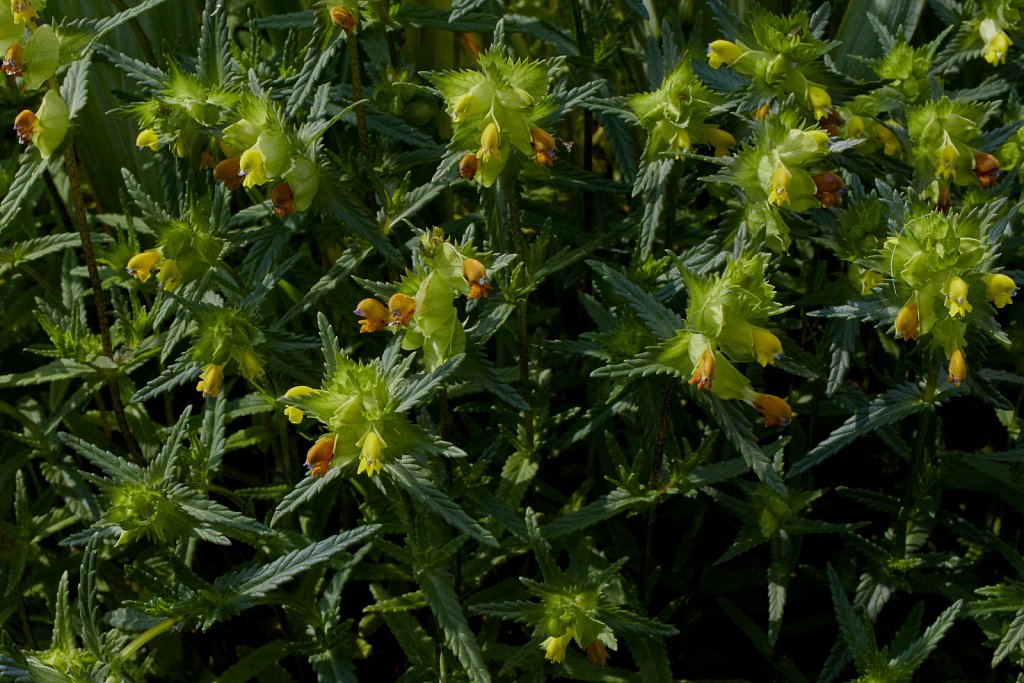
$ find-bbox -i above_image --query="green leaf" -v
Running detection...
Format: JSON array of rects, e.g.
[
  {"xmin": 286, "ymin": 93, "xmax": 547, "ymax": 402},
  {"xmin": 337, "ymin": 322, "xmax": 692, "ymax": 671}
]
[
  {"xmin": 418, "ymin": 565, "xmax": 492, "ymax": 683},
  {"xmin": 0, "ymin": 153, "xmax": 46, "ymax": 240},
  {"xmin": 588, "ymin": 260, "xmax": 683, "ymax": 340},
  {"xmin": 391, "ymin": 354, "xmax": 464, "ymax": 413},
  {"xmin": 60, "ymin": 432, "xmax": 145, "ymax": 482},
  {"xmin": 0, "ymin": 358, "xmax": 95, "ymax": 388},
  {"xmin": 215, "ymin": 639, "xmax": 288, "ymax": 683},
  {"xmin": 270, "ymin": 468, "xmax": 343, "ymax": 527},
  {"xmin": 542, "ymin": 488, "xmax": 657, "ymax": 539}
]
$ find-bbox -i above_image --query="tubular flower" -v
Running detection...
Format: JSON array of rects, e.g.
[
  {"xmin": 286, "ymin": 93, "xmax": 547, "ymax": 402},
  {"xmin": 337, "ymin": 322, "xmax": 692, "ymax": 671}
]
[
  {"xmin": 858, "ymin": 269, "xmax": 883, "ymax": 295},
  {"xmin": 530, "ymin": 127, "xmax": 557, "ymax": 167},
  {"xmin": 157, "ymin": 259, "xmax": 182, "ymax": 291},
  {"xmin": 948, "ymin": 348, "xmax": 967, "ymax": 386},
  {"xmin": 688, "ymin": 349, "xmax": 716, "ymax": 390},
  {"xmin": 329, "ymin": 7, "xmax": 356, "ymax": 34},
  {"xmin": 973, "ymin": 152, "xmax": 1000, "ymax": 187},
  {"xmin": 846, "ymin": 116, "xmax": 867, "ymax": 139},
  {"xmin": 944, "ymin": 275, "xmax": 972, "ymax": 317},
  {"xmin": 894, "ymin": 303, "xmax": 919, "ymax": 341},
  {"xmin": 705, "ymin": 127, "xmax": 736, "ymax": 156},
  {"xmin": 451, "ymin": 94, "xmax": 473, "ymax": 123},
  {"xmin": 982, "ymin": 273, "xmax": 1017, "ymax": 308},
  {"xmin": 2, "ymin": 43, "xmax": 23, "ymax": 77},
  {"xmin": 707, "ymin": 40, "xmax": 743, "ymax": 68},
  {"xmin": 807, "ymin": 86, "xmax": 833, "ymax": 121},
  {"xmin": 283, "ymin": 386, "xmax": 318, "ymax": 424},
  {"xmin": 458, "ymin": 151, "xmax": 478, "ymax": 180},
  {"xmin": 812, "ymin": 172, "xmax": 844, "ymax": 208},
  {"xmin": 541, "ymin": 632, "xmax": 573, "ymax": 664},
  {"xmin": 767, "ymin": 164, "xmax": 791, "ymax": 207},
  {"xmin": 752, "ymin": 392, "xmax": 792, "ymax": 428},
  {"xmin": 586, "ymin": 641, "xmax": 610, "ymax": 666},
  {"xmin": 213, "ymin": 157, "xmax": 242, "ymax": 191},
  {"xmin": 980, "ymin": 19, "xmax": 1011, "ymax": 65},
  {"xmin": 755, "ymin": 102, "xmax": 771, "ymax": 122},
  {"xmin": 478, "ymin": 122, "xmax": 501, "ymax": 163},
  {"xmin": 196, "ymin": 363, "xmax": 224, "ymax": 398},
  {"xmin": 199, "ymin": 150, "xmax": 215, "ymax": 169},
  {"xmin": 238, "ymin": 148, "xmax": 267, "ymax": 188},
  {"xmin": 271, "ymin": 182, "xmax": 295, "ymax": 218},
  {"xmin": 354, "ymin": 298, "xmax": 389, "ymax": 333},
  {"xmin": 936, "ymin": 132, "xmax": 959, "ymax": 180},
  {"xmin": 13, "ymin": 109, "xmax": 36, "ymax": 145},
  {"xmin": 751, "ymin": 328, "xmax": 783, "ymax": 366},
  {"xmin": 136, "ymin": 129, "xmax": 158, "ymax": 151},
  {"xmin": 305, "ymin": 437, "xmax": 335, "ymax": 478},
  {"xmin": 126, "ymin": 249, "xmax": 161, "ymax": 283},
  {"xmin": 388, "ymin": 293, "xmax": 416, "ymax": 327},
  {"xmin": 11, "ymin": 1, "xmax": 37, "ymax": 23},
  {"xmin": 669, "ymin": 128, "xmax": 692, "ymax": 155},
  {"xmin": 463, "ymin": 258, "xmax": 491, "ymax": 298},
  {"xmin": 874, "ymin": 123, "xmax": 900, "ymax": 156},
  {"xmin": 356, "ymin": 431, "xmax": 384, "ymax": 477}
]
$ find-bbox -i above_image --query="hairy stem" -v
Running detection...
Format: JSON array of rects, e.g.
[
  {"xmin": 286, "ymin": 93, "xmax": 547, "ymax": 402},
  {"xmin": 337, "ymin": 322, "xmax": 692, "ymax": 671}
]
[{"xmin": 119, "ymin": 618, "xmax": 177, "ymax": 659}]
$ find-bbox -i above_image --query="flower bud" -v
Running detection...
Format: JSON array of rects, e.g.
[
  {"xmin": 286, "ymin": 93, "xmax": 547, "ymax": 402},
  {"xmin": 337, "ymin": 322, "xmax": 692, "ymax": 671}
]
[
  {"xmin": 330, "ymin": 6, "xmax": 356, "ymax": 34},
  {"xmin": 462, "ymin": 258, "xmax": 491, "ymax": 298},
  {"xmin": 356, "ymin": 431, "xmax": 384, "ymax": 477},
  {"xmin": 354, "ymin": 298, "xmax": 389, "ymax": 333},
  {"xmin": 943, "ymin": 275, "xmax": 972, "ymax": 317},
  {"xmin": 894, "ymin": 303, "xmax": 919, "ymax": 341},
  {"xmin": 283, "ymin": 385, "xmax": 318, "ymax": 424},
  {"xmin": 305, "ymin": 437, "xmax": 335, "ymax": 478},
  {"xmin": 458, "ymin": 151, "xmax": 478, "ymax": 180},
  {"xmin": 2, "ymin": 43, "xmax": 23, "ymax": 77},
  {"xmin": 213, "ymin": 157, "xmax": 242, "ymax": 190},
  {"xmin": 973, "ymin": 152, "xmax": 1000, "ymax": 187},
  {"xmin": 530, "ymin": 127, "xmax": 557, "ymax": 167},
  {"xmin": 947, "ymin": 348, "xmax": 966, "ymax": 386},
  {"xmin": 750, "ymin": 327, "xmax": 783, "ymax": 366},
  {"xmin": 982, "ymin": 273, "xmax": 1016, "ymax": 308},
  {"xmin": 812, "ymin": 172, "xmax": 844, "ymax": 208},
  {"xmin": 271, "ymin": 182, "xmax": 294, "ymax": 218},
  {"xmin": 136, "ymin": 129, "xmax": 158, "ymax": 151},
  {"xmin": 126, "ymin": 249, "xmax": 161, "ymax": 283},
  {"xmin": 751, "ymin": 392, "xmax": 792, "ymax": 428},
  {"xmin": 707, "ymin": 40, "xmax": 743, "ymax": 68},
  {"xmin": 688, "ymin": 349, "xmax": 716, "ymax": 390},
  {"xmin": 755, "ymin": 102, "xmax": 771, "ymax": 122},
  {"xmin": 196, "ymin": 363, "xmax": 224, "ymax": 398},
  {"xmin": 388, "ymin": 293, "xmax": 416, "ymax": 327}
]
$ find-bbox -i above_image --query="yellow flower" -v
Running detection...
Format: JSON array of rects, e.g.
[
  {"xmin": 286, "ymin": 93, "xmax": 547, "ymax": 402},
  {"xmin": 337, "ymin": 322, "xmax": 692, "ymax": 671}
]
[
  {"xmin": 157, "ymin": 259, "xmax": 181, "ymax": 291},
  {"xmin": 11, "ymin": 0, "xmax": 38, "ymax": 24},
  {"xmin": 858, "ymin": 269, "xmax": 883, "ymax": 295},
  {"xmin": 807, "ymin": 86, "xmax": 832, "ymax": 121},
  {"xmin": 704, "ymin": 127, "xmax": 736, "ymax": 156},
  {"xmin": 196, "ymin": 363, "xmax": 224, "ymax": 398},
  {"xmin": 688, "ymin": 349, "xmax": 716, "ymax": 391},
  {"xmin": 944, "ymin": 275, "xmax": 972, "ymax": 317},
  {"xmin": 388, "ymin": 293, "xmax": 416, "ymax": 327},
  {"xmin": 451, "ymin": 94, "xmax": 473, "ymax": 122},
  {"xmin": 283, "ymin": 385, "xmax": 319, "ymax": 424},
  {"xmin": 3, "ymin": 43, "xmax": 24, "ymax": 77},
  {"xmin": 947, "ymin": 348, "xmax": 967, "ymax": 387},
  {"xmin": 126, "ymin": 249, "xmax": 161, "ymax": 283},
  {"xmin": 329, "ymin": 6, "xmax": 356, "ymax": 34},
  {"xmin": 873, "ymin": 123, "xmax": 900, "ymax": 156},
  {"xmin": 13, "ymin": 109, "xmax": 37, "ymax": 145},
  {"xmin": 846, "ymin": 115, "xmax": 867, "ymax": 139},
  {"xmin": 767, "ymin": 164, "xmax": 791, "ymax": 207},
  {"xmin": 530, "ymin": 127, "xmax": 557, "ymax": 167},
  {"xmin": 750, "ymin": 327, "xmax": 783, "ymax": 366},
  {"xmin": 239, "ymin": 148, "xmax": 267, "ymax": 188},
  {"xmin": 355, "ymin": 298, "xmax": 390, "ymax": 333},
  {"xmin": 751, "ymin": 392, "xmax": 792, "ymax": 428},
  {"xmin": 982, "ymin": 273, "xmax": 1016, "ymax": 308},
  {"xmin": 478, "ymin": 122, "xmax": 501, "ymax": 163},
  {"xmin": 136, "ymin": 129, "xmax": 158, "ymax": 151},
  {"xmin": 541, "ymin": 631, "xmax": 573, "ymax": 664},
  {"xmin": 238, "ymin": 349, "xmax": 264, "ymax": 380},
  {"xmin": 463, "ymin": 258, "xmax": 491, "ymax": 299},
  {"xmin": 305, "ymin": 437, "xmax": 335, "ymax": 477},
  {"xmin": 936, "ymin": 132, "xmax": 959, "ymax": 180},
  {"xmin": 356, "ymin": 431, "xmax": 384, "ymax": 477},
  {"xmin": 707, "ymin": 40, "xmax": 743, "ymax": 68},
  {"xmin": 894, "ymin": 303, "xmax": 919, "ymax": 341},
  {"xmin": 980, "ymin": 19, "xmax": 1012, "ymax": 65},
  {"xmin": 669, "ymin": 128, "xmax": 691, "ymax": 156}
]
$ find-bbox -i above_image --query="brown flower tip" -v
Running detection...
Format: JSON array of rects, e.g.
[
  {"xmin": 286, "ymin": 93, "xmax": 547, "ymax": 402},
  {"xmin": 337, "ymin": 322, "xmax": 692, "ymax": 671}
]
[
  {"xmin": 2, "ymin": 43, "xmax": 24, "ymax": 77},
  {"xmin": 13, "ymin": 109, "xmax": 36, "ymax": 145},
  {"xmin": 458, "ymin": 151, "xmax": 478, "ymax": 180},
  {"xmin": 199, "ymin": 149, "xmax": 216, "ymax": 170},
  {"xmin": 973, "ymin": 152, "xmax": 1001, "ymax": 188},
  {"xmin": 330, "ymin": 6, "xmax": 356, "ymax": 34},
  {"xmin": 818, "ymin": 109, "xmax": 844, "ymax": 137},
  {"xmin": 462, "ymin": 258, "xmax": 491, "ymax": 298},
  {"xmin": 586, "ymin": 640, "xmax": 609, "ymax": 666},
  {"xmin": 305, "ymin": 438, "xmax": 335, "ymax": 478},
  {"xmin": 812, "ymin": 172, "xmax": 845, "ymax": 208},
  {"xmin": 752, "ymin": 392, "xmax": 792, "ymax": 428},
  {"xmin": 213, "ymin": 156, "xmax": 242, "ymax": 190},
  {"xmin": 935, "ymin": 185, "xmax": 951, "ymax": 214},
  {"xmin": 355, "ymin": 298, "xmax": 389, "ymax": 333},
  {"xmin": 272, "ymin": 182, "xmax": 295, "ymax": 218},
  {"xmin": 388, "ymin": 293, "xmax": 416, "ymax": 327},
  {"xmin": 530, "ymin": 127, "xmax": 557, "ymax": 167}
]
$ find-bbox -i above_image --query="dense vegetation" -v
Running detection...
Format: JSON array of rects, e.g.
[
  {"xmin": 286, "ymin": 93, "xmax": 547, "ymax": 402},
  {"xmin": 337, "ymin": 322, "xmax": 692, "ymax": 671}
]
[{"xmin": 2, "ymin": 0, "xmax": 1024, "ymax": 680}]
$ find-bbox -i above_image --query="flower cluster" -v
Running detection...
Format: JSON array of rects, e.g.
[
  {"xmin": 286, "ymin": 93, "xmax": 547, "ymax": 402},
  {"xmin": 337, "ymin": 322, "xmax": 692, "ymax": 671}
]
[{"xmin": 429, "ymin": 49, "xmax": 559, "ymax": 186}]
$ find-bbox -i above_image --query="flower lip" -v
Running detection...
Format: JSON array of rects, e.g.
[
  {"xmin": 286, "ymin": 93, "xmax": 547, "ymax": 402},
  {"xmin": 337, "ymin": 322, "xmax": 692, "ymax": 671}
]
[
  {"xmin": 13, "ymin": 110, "xmax": 37, "ymax": 145},
  {"xmin": 305, "ymin": 437, "xmax": 335, "ymax": 478},
  {"xmin": 2, "ymin": 44, "xmax": 24, "ymax": 77},
  {"xmin": 688, "ymin": 349, "xmax": 715, "ymax": 391},
  {"xmin": 196, "ymin": 363, "xmax": 225, "ymax": 399},
  {"xmin": 973, "ymin": 152, "xmax": 1001, "ymax": 187},
  {"xmin": 354, "ymin": 298, "xmax": 389, "ymax": 333},
  {"xmin": 752, "ymin": 392, "xmax": 792, "ymax": 428},
  {"xmin": 982, "ymin": 273, "xmax": 1016, "ymax": 308},
  {"xmin": 388, "ymin": 293, "xmax": 416, "ymax": 327}
]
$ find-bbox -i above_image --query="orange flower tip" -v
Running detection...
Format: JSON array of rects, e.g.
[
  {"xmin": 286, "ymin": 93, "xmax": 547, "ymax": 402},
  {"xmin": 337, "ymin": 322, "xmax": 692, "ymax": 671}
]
[
  {"xmin": 530, "ymin": 127, "xmax": 557, "ymax": 167},
  {"xmin": 973, "ymin": 152, "xmax": 1001, "ymax": 187},
  {"xmin": 462, "ymin": 258, "xmax": 491, "ymax": 298},
  {"xmin": 458, "ymin": 152, "xmax": 478, "ymax": 180},
  {"xmin": 2, "ymin": 44, "xmax": 24, "ymax": 77},
  {"xmin": 387, "ymin": 293, "xmax": 416, "ymax": 327},
  {"xmin": 329, "ymin": 6, "xmax": 356, "ymax": 33},
  {"xmin": 947, "ymin": 349, "xmax": 967, "ymax": 387},
  {"xmin": 752, "ymin": 393, "xmax": 792, "ymax": 428},
  {"xmin": 199, "ymin": 150, "xmax": 215, "ymax": 170},
  {"xmin": 754, "ymin": 102, "xmax": 771, "ymax": 121},
  {"xmin": 688, "ymin": 349, "xmax": 716, "ymax": 391},
  {"xmin": 305, "ymin": 438, "xmax": 335, "ymax": 478},
  {"xmin": 13, "ymin": 110, "xmax": 36, "ymax": 145},
  {"xmin": 213, "ymin": 157, "xmax": 242, "ymax": 191},
  {"xmin": 813, "ymin": 172, "xmax": 845, "ymax": 208},
  {"xmin": 586, "ymin": 641, "xmax": 610, "ymax": 666},
  {"xmin": 272, "ymin": 182, "xmax": 295, "ymax": 218},
  {"xmin": 894, "ymin": 303, "xmax": 919, "ymax": 341},
  {"xmin": 354, "ymin": 297, "xmax": 389, "ymax": 333}
]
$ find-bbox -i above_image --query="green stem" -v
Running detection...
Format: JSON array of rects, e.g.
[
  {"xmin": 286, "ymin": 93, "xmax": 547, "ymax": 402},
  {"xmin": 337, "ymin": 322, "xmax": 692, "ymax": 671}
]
[
  {"xmin": 508, "ymin": 181, "xmax": 534, "ymax": 453},
  {"xmin": 893, "ymin": 360, "xmax": 939, "ymax": 559},
  {"xmin": 65, "ymin": 144, "xmax": 143, "ymax": 464},
  {"xmin": 119, "ymin": 618, "xmax": 177, "ymax": 660},
  {"xmin": 348, "ymin": 34, "xmax": 372, "ymax": 166},
  {"xmin": 568, "ymin": 0, "xmax": 594, "ymax": 231},
  {"xmin": 640, "ymin": 377, "xmax": 677, "ymax": 596}
]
